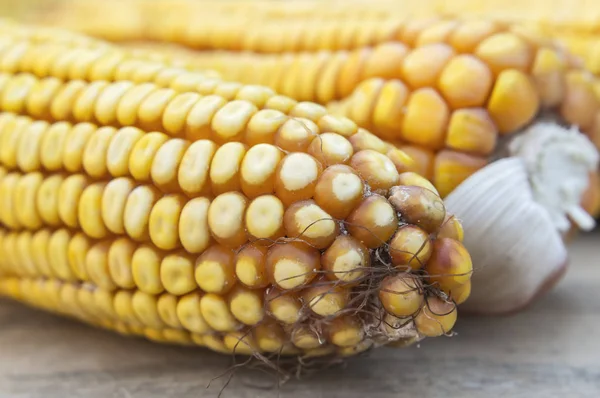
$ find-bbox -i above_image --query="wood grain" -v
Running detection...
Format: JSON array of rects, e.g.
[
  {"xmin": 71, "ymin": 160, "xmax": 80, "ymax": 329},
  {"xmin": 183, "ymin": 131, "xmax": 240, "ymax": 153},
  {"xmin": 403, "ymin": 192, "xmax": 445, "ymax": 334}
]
[{"xmin": 1, "ymin": 232, "xmax": 599, "ymax": 398}]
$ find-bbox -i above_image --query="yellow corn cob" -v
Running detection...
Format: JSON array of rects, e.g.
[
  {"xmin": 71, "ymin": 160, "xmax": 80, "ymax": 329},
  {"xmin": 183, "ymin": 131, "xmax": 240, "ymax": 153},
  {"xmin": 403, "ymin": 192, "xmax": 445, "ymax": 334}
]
[
  {"xmin": 162, "ymin": 22, "xmax": 599, "ymax": 199},
  {"xmin": 0, "ymin": 34, "xmax": 472, "ymax": 356}
]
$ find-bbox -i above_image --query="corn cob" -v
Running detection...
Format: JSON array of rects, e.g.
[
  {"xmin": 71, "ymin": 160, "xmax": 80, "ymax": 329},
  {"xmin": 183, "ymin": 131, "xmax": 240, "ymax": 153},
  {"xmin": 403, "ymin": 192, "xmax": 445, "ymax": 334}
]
[
  {"xmin": 162, "ymin": 23, "xmax": 600, "ymax": 201},
  {"xmin": 0, "ymin": 34, "xmax": 472, "ymax": 356}
]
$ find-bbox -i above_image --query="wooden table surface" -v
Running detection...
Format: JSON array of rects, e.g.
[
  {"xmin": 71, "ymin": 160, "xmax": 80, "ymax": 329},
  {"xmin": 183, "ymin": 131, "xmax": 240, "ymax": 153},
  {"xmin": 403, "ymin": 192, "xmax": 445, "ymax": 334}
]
[{"xmin": 1, "ymin": 232, "xmax": 599, "ymax": 398}]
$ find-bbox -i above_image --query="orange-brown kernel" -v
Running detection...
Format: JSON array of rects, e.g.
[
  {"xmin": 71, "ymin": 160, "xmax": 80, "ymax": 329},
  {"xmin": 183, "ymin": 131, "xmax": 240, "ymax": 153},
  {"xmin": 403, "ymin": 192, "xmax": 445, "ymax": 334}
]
[
  {"xmin": 433, "ymin": 150, "xmax": 488, "ymax": 198},
  {"xmin": 266, "ymin": 242, "xmax": 320, "ymax": 290},
  {"xmin": 388, "ymin": 185, "xmax": 446, "ymax": 233},
  {"xmin": 401, "ymin": 88, "xmax": 450, "ymax": 150},
  {"xmin": 487, "ymin": 69, "xmax": 540, "ymax": 134},
  {"xmin": 274, "ymin": 152, "xmax": 322, "ymax": 206},
  {"xmin": 207, "ymin": 192, "xmax": 248, "ymax": 248},
  {"xmin": 160, "ymin": 251, "xmax": 197, "ymax": 296},
  {"xmin": 322, "ymin": 235, "xmax": 369, "ymax": 283},
  {"xmin": 402, "ymin": 44, "xmax": 454, "ymax": 89},
  {"xmin": 475, "ymin": 32, "xmax": 533, "ymax": 76},
  {"xmin": 283, "ymin": 200, "xmax": 339, "ymax": 249},
  {"xmin": 425, "ymin": 238, "xmax": 473, "ymax": 291},
  {"xmin": 240, "ymin": 144, "xmax": 283, "ymax": 198},
  {"xmin": 388, "ymin": 225, "xmax": 433, "ymax": 270},
  {"xmin": 445, "ymin": 108, "xmax": 498, "ymax": 156},
  {"xmin": 314, "ymin": 165, "xmax": 365, "ymax": 220},
  {"xmin": 378, "ymin": 275, "xmax": 424, "ymax": 318},
  {"xmin": 349, "ymin": 149, "xmax": 399, "ymax": 194},
  {"xmin": 346, "ymin": 194, "xmax": 398, "ymax": 249},
  {"xmin": 439, "ymin": 55, "xmax": 493, "ymax": 109},
  {"xmin": 195, "ymin": 244, "xmax": 236, "ymax": 294},
  {"xmin": 303, "ymin": 280, "xmax": 350, "ymax": 317},
  {"xmin": 414, "ymin": 296, "xmax": 457, "ymax": 337}
]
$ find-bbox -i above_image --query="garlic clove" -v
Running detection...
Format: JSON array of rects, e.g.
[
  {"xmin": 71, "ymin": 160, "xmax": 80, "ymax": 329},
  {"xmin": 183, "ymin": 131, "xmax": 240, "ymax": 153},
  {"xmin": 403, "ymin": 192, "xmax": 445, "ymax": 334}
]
[{"xmin": 445, "ymin": 123, "xmax": 598, "ymax": 314}]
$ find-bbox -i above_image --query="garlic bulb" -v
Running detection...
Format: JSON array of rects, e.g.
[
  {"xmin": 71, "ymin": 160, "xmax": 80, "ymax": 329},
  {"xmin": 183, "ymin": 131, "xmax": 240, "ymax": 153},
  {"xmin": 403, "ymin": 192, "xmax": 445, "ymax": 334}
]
[{"xmin": 445, "ymin": 123, "xmax": 599, "ymax": 314}]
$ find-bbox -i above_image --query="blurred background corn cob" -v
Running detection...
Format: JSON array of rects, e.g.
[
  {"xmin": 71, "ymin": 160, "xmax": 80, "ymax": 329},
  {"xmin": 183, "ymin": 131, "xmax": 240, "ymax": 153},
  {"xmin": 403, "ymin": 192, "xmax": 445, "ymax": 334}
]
[{"xmin": 7, "ymin": 1, "xmax": 599, "ymax": 211}]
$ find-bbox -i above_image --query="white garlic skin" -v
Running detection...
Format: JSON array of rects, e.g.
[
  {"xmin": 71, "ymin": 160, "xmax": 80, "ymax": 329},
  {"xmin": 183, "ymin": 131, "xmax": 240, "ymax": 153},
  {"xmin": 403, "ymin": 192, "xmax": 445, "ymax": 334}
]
[{"xmin": 444, "ymin": 123, "xmax": 598, "ymax": 314}]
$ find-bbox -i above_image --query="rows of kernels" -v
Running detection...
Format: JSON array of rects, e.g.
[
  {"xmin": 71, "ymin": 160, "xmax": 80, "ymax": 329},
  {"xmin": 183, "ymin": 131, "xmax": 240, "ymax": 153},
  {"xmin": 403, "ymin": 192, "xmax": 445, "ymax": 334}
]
[{"xmin": 0, "ymin": 73, "xmax": 412, "ymax": 167}]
